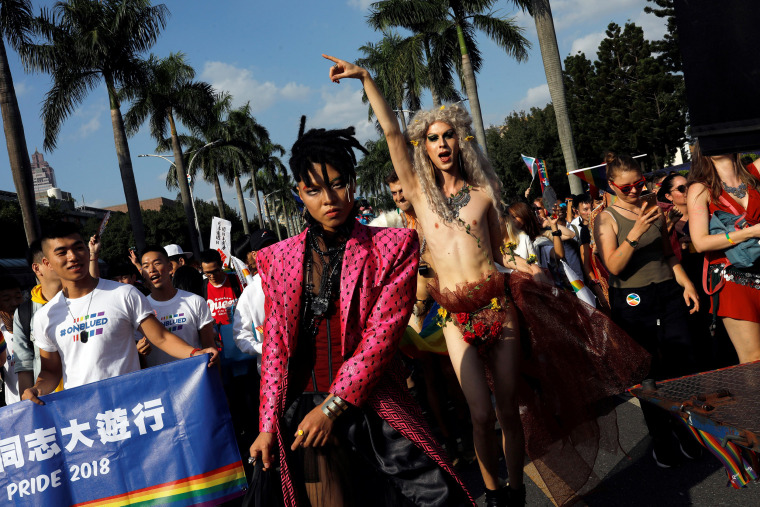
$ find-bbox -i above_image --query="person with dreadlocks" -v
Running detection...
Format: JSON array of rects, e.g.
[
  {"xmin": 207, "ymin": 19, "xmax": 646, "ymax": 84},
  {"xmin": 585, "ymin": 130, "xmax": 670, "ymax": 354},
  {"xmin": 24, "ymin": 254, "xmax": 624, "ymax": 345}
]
[
  {"xmin": 247, "ymin": 118, "xmax": 473, "ymax": 506},
  {"xmin": 324, "ymin": 54, "xmax": 651, "ymax": 507}
]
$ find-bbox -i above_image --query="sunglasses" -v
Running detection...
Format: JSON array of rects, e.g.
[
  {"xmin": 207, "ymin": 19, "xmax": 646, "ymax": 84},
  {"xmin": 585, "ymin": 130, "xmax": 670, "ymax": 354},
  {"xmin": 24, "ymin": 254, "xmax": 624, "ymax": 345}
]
[
  {"xmin": 610, "ymin": 177, "xmax": 646, "ymax": 195},
  {"xmin": 672, "ymin": 185, "xmax": 687, "ymax": 193}
]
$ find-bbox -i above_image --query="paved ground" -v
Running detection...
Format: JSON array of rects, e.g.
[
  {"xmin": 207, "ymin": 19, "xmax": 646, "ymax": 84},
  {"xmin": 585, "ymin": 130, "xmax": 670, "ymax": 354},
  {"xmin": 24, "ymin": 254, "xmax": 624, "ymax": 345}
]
[{"xmin": 462, "ymin": 395, "xmax": 760, "ymax": 506}]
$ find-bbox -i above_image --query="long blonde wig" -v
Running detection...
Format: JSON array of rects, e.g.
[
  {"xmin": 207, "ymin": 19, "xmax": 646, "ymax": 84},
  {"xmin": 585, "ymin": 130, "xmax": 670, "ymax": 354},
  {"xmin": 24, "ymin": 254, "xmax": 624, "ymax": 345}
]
[{"xmin": 405, "ymin": 104, "xmax": 502, "ymax": 224}]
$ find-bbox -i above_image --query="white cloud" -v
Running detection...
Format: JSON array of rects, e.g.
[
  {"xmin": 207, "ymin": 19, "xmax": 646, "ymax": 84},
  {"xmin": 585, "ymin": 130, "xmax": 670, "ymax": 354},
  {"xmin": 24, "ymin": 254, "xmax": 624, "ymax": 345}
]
[
  {"xmin": 311, "ymin": 87, "xmax": 376, "ymax": 141},
  {"xmin": 347, "ymin": 0, "xmax": 373, "ymax": 11},
  {"xmin": 280, "ymin": 82, "xmax": 311, "ymax": 101},
  {"xmin": 156, "ymin": 171, "xmax": 168, "ymax": 182},
  {"xmin": 514, "ymin": 83, "xmax": 550, "ymax": 111},
  {"xmin": 200, "ymin": 61, "xmax": 311, "ymax": 112},
  {"xmin": 633, "ymin": 9, "xmax": 668, "ymax": 42},
  {"xmin": 570, "ymin": 31, "xmax": 605, "ymax": 58},
  {"xmin": 551, "ymin": 0, "xmax": 641, "ymax": 31},
  {"xmin": 73, "ymin": 103, "xmax": 106, "ymax": 139},
  {"xmin": 14, "ymin": 81, "xmax": 29, "ymax": 96}
]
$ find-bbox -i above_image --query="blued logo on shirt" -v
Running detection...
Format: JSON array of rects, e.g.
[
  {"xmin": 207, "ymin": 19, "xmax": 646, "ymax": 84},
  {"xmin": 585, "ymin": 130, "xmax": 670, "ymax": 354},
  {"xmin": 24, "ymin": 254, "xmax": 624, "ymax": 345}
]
[
  {"xmin": 159, "ymin": 313, "xmax": 186, "ymax": 332},
  {"xmin": 61, "ymin": 312, "xmax": 109, "ymax": 340}
]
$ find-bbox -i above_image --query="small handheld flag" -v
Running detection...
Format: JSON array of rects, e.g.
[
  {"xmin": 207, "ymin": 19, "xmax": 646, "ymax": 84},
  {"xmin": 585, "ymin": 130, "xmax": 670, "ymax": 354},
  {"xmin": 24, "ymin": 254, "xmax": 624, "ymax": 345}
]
[{"xmin": 521, "ymin": 154, "xmax": 537, "ymax": 181}]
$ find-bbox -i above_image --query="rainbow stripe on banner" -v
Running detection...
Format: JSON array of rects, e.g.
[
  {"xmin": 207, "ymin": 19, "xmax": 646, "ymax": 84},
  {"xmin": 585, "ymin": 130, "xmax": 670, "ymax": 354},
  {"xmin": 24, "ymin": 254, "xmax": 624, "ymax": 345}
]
[{"xmin": 75, "ymin": 462, "xmax": 246, "ymax": 507}]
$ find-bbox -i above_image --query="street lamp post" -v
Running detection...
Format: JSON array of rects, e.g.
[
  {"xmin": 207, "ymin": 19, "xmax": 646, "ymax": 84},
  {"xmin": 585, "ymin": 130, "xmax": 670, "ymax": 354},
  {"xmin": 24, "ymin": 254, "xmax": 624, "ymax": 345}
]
[
  {"xmin": 139, "ymin": 139, "xmax": 222, "ymax": 255},
  {"xmin": 263, "ymin": 189, "xmax": 287, "ymax": 240},
  {"xmin": 138, "ymin": 153, "xmax": 204, "ymax": 254},
  {"xmin": 243, "ymin": 197, "xmax": 263, "ymax": 229}
]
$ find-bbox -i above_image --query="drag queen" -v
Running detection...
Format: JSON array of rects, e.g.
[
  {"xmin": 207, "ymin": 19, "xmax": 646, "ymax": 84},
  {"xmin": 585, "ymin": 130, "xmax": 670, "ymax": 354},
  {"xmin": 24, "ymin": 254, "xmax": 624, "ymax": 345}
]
[
  {"xmin": 324, "ymin": 54, "xmax": 650, "ymax": 506},
  {"xmin": 248, "ymin": 119, "xmax": 472, "ymax": 506}
]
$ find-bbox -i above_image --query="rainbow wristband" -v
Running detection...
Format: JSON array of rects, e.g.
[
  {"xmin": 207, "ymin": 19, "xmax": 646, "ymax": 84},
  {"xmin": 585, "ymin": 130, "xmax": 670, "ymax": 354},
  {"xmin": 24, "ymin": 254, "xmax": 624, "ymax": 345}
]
[
  {"xmin": 0, "ymin": 336, "xmax": 6, "ymax": 354},
  {"xmin": 726, "ymin": 232, "xmax": 735, "ymax": 245}
]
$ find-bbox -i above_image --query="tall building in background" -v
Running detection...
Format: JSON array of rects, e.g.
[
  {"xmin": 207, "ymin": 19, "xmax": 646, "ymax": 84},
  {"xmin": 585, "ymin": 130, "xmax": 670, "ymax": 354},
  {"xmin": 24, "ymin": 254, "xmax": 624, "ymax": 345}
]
[{"xmin": 31, "ymin": 149, "xmax": 58, "ymax": 200}]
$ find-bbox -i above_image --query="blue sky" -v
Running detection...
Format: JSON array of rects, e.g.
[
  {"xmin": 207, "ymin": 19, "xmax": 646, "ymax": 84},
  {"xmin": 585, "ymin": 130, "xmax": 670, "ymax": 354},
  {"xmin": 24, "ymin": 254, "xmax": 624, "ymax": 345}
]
[{"xmin": 0, "ymin": 0, "xmax": 666, "ymax": 214}]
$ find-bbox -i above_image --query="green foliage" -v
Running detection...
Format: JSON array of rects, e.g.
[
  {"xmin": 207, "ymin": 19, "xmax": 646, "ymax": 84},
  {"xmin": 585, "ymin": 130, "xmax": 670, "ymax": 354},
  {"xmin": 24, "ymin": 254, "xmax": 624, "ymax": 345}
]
[
  {"xmin": 644, "ymin": 0, "xmax": 681, "ymax": 73},
  {"xmin": 81, "ymin": 201, "xmax": 246, "ymax": 265},
  {"xmin": 563, "ymin": 22, "xmax": 687, "ymax": 170},
  {"xmin": 356, "ymin": 136, "xmax": 394, "ymax": 198},
  {"xmin": 0, "ymin": 201, "xmax": 73, "ymax": 258},
  {"xmin": 486, "ymin": 105, "xmax": 566, "ymax": 201}
]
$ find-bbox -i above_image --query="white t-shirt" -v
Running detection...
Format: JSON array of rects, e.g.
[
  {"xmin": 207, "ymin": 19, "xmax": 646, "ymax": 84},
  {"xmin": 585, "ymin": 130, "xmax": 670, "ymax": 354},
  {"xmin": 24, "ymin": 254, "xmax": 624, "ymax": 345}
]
[
  {"xmin": 2, "ymin": 322, "xmax": 19, "ymax": 405},
  {"xmin": 145, "ymin": 289, "xmax": 214, "ymax": 368},
  {"xmin": 34, "ymin": 278, "xmax": 152, "ymax": 389},
  {"xmin": 232, "ymin": 274, "xmax": 266, "ymax": 373},
  {"xmin": 513, "ymin": 231, "xmax": 535, "ymax": 260}
]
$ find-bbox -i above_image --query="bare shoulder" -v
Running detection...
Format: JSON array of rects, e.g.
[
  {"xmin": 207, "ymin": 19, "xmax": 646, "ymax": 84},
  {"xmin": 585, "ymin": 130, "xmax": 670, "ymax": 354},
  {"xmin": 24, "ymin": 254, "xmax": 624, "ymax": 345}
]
[
  {"xmin": 595, "ymin": 210, "xmax": 616, "ymax": 234},
  {"xmin": 688, "ymin": 181, "xmax": 709, "ymax": 199}
]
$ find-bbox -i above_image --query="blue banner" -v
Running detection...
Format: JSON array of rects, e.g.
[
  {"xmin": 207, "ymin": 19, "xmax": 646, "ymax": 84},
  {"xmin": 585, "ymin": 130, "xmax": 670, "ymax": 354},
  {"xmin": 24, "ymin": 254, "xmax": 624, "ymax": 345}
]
[{"xmin": 0, "ymin": 356, "xmax": 246, "ymax": 506}]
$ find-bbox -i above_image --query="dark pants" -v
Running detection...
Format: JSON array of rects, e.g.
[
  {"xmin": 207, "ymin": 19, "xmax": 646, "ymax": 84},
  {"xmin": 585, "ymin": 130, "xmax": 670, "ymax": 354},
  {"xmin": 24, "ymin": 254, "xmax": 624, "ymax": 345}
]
[{"xmin": 610, "ymin": 279, "xmax": 697, "ymax": 444}]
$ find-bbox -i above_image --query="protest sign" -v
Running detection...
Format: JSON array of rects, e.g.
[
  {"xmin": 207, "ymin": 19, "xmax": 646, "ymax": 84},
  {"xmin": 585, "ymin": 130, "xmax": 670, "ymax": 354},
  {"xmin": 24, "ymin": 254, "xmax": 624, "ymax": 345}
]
[
  {"xmin": 210, "ymin": 217, "xmax": 232, "ymax": 267},
  {"xmin": 0, "ymin": 356, "xmax": 246, "ymax": 506}
]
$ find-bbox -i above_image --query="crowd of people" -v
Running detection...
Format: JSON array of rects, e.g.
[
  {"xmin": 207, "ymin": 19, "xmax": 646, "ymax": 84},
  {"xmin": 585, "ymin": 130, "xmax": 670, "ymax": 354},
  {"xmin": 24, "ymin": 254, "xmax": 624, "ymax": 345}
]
[{"xmin": 0, "ymin": 57, "xmax": 759, "ymax": 507}]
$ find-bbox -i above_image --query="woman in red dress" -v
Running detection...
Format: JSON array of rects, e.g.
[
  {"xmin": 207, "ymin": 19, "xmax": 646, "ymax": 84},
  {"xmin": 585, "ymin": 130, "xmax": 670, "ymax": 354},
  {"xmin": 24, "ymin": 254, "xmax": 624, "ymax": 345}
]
[{"xmin": 687, "ymin": 142, "xmax": 760, "ymax": 363}]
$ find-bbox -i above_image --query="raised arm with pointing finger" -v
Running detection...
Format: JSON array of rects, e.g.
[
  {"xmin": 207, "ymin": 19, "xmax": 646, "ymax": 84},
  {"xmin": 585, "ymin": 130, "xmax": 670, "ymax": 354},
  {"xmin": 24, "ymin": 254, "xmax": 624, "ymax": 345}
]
[{"xmin": 324, "ymin": 54, "xmax": 421, "ymax": 206}]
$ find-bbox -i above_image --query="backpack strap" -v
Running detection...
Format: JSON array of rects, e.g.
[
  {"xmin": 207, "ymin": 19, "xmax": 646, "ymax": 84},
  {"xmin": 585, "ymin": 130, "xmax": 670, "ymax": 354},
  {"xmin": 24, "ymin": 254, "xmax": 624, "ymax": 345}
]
[
  {"xmin": 17, "ymin": 299, "xmax": 33, "ymax": 343},
  {"xmin": 718, "ymin": 194, "xmax": 742, "ymax": 216}
]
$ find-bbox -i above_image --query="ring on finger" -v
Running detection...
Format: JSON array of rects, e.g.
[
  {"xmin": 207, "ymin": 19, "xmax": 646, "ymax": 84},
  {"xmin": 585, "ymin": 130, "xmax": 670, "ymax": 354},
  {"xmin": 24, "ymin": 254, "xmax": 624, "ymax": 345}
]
[
  {"xmin": 248, "ymin": 456, "xmax": 256, "ymax": 464},
  {"xmin": 297, "ymin": 429, "xmax": 305, "ymax": 436}
]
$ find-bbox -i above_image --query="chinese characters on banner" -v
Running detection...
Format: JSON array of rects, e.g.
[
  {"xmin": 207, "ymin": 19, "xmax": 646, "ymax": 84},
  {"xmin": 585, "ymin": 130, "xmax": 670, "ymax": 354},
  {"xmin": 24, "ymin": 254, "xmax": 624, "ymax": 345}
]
[
  {"xmin": 210, "ymin": 217, "xmax": 232, "ymax": 267},
  {"xmin": 0, "ymin": 356, "xmax": 245, "ymax": 506}
]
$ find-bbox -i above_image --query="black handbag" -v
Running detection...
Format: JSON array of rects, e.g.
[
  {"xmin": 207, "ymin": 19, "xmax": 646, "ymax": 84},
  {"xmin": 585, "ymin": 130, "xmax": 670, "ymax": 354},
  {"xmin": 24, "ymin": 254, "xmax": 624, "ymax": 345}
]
[{"xmin": 241, "ymin": 457, "xmax": 284, "ymax": 507}]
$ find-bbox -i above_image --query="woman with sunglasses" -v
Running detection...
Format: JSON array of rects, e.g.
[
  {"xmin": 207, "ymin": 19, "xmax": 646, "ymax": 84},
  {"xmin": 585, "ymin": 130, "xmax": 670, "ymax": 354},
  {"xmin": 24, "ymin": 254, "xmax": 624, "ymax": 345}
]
[
  {"xmin": 686, "ymin": 142, "xmax": 760, "ymax": 364},
  {"xmin": 657, "ymin": 173, "xmax": 690, "ymax": 260},
  {"xmin": 594, "ymin": 152, "xmax": 701, "ymax": 468}
]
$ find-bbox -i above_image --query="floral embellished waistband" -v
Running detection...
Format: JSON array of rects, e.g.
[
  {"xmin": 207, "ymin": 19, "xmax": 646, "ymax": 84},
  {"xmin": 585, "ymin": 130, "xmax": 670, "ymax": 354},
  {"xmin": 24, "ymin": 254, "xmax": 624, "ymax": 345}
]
[{"xmin": 438, "ymin": 297, "xmax": 506, "ymax": 347}]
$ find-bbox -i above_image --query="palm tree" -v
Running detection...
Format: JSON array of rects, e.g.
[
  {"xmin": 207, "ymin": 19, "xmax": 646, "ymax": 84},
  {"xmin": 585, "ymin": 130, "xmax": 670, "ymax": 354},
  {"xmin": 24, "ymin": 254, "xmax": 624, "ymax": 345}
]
[
  {"xmin": 357, "ymin": 32, "xmax": 426, "ymax": 130},
  {"xmin": 368, "ymin": 8, "xmax": 461, "ymax": 109},
  {"xmin": 0, "ymin": 0, "xmax": 39, "ymax": 244},
  {"xmin": 223, "ymin": 104, "xmax": 271, "ymax": 234},
  {"xmin": 369, "ymin": 0, "xmax": 530, "ymax": 155},
  {"xmin": 26, "ymin": 0, "xmax": 169, "ymax": 252},
  {"xmin": 123, "ymin": 52, "xmax": 214, "ymax": 259},
  {"xmin": 530, "ymin": 0, "xmax": 582, "ymax": 193},
  {"xmin": 356, "ymin": 136, "xmax": 393, "ymax": 197},
  {"xmin": 245, "ymin": 142, "xmax": 286, "ymax": 234}
]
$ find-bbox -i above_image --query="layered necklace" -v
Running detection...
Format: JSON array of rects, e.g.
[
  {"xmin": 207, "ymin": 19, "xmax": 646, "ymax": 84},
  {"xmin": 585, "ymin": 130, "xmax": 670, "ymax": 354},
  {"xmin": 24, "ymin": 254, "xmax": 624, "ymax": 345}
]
[
  {"xmin": 445, "ymin": 182, "xmax": 471, "ymax": 221},
  {"xmin": 304, "ymin": 226, "xmax": 349, "ymax": 318},
  {"xmin": 722, "ymin": 180, "xmax": 747, "ymax": 199}
]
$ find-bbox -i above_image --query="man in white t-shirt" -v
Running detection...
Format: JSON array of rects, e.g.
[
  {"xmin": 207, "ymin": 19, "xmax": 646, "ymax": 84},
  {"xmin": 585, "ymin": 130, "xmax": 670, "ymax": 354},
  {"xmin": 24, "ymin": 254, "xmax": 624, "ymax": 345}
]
[
  {"xmin": 232, "ymin": 230, "xmax": 276, "ymax": 373},
  {"xmin": 22, "ymin": 224, "xmax": 218, "ymax": 405},
  {"xmin": 140, "ymin": 246, "xmax": 215, "ymax": 367}
]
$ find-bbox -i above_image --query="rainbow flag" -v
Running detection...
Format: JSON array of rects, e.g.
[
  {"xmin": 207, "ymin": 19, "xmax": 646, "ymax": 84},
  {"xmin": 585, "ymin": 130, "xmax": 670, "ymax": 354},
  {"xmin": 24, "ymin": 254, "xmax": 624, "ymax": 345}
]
[
  {"xmin": 521, "ymin": 154, "xmax": 537, "ymax": 180},
  {"xmin": 560, "ymin": 260, "xmax": 596, "ymax": 307},
  {"xmin": 568, "ymin": 164, "xmax": 610, "ymax": 192},
  {"xmin": 536, "ymin": 158, "xmax": 550, "ymax": 191}
]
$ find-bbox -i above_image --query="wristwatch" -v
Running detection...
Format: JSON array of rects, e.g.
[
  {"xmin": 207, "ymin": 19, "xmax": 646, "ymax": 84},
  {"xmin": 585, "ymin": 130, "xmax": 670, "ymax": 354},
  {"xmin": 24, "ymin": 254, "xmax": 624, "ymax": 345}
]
[{"xmin": 625, "ymin": 238, "xmax": 639, "ymax": 248}]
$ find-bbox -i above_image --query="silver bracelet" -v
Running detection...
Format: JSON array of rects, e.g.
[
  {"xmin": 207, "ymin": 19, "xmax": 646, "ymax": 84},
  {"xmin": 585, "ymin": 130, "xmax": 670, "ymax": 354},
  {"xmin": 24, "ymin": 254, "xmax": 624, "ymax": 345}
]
[{"xmin": 321, "ymin": 395, "xmax": 349, "ymax": 420}]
